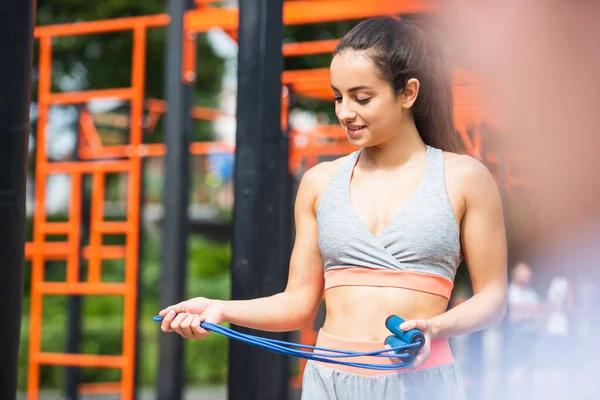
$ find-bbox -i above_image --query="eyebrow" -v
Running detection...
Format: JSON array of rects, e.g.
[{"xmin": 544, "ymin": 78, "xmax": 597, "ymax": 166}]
[{"xmin": 330, "ymin": 84, "xmax": 374, "ymax": 93}]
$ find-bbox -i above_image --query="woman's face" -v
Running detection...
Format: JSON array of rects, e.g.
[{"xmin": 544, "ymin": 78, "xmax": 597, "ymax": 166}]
[{"xmin": 330, "ymin": 49, "xmax": 410, "ymax": 147}]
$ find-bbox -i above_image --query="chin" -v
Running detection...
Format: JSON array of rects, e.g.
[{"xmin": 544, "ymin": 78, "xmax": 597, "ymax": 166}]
[{"xmin": 345, "ymin": 134, "xmax": 371, "ymax": 148}]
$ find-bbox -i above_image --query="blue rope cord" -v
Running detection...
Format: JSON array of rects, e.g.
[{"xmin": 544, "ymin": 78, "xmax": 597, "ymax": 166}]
[{"xmin": 153, "ymin": 315, "xmax": 423, "ymax": 370}]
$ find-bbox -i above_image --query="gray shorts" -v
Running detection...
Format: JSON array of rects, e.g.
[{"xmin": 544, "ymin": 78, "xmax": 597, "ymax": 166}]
[{"xmin": 301, "ymin": 360, "xmax": 466, "ymax": 400}]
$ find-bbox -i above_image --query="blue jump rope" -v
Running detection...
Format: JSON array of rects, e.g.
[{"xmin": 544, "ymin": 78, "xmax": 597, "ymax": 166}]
[{"xmin": 153, "ymin": 314, "xmax": 424, "ymax": 370}]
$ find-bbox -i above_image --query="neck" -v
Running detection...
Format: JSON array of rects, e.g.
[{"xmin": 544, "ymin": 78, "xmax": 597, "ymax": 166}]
[{"xmin": 361, "ymin": 122, "xmax": 426, "ymax": 170}]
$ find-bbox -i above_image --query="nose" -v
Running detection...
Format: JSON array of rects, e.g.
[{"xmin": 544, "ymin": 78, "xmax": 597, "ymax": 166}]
[{"xmin": 336, "ymin": 100, "xmax": 357, "ymax": 122}]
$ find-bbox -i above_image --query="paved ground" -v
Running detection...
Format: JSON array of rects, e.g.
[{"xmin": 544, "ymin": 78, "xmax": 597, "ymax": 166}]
[
  {"xmin": 18, "ymin": 387, "xmax": 302, "ymax": 400},
  {"xmin": 18, "ymin": 387, "xmax": 227, "ymax": 400}
]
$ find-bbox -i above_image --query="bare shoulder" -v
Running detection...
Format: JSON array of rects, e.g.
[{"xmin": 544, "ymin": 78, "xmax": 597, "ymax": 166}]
[
  {"xmin": 442, "ymin": 152, "xmax": 500, "ymax": 202},
  {"xmin": 443, "ymin": 152, "xmax": 493, "ymax": 182},
  {"xmin": 296, "ymin": 155, "xmax": 347, "ymax": 208}
]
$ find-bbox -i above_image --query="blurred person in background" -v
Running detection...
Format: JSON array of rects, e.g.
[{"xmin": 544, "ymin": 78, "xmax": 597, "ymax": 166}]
[{"xmin": 506, "ymin": 262, "xmax": 542, "ymax": 400}]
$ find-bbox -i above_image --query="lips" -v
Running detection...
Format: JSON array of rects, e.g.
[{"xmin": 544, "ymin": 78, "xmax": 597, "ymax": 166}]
[{"xmin": 345, "ymin": 125, "xmax": 367, "ymax": 138}]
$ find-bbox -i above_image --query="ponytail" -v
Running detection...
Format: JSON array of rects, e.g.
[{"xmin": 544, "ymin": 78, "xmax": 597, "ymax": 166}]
[{"xmin": 408, "ymin": 22, "xmax": 458, "ymax": 152}]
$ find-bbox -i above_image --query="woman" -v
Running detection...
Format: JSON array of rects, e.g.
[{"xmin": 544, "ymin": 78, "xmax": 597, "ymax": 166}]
[{"xmin": 159, "ymin": 17, "xmax": 507, "ymax": 399}]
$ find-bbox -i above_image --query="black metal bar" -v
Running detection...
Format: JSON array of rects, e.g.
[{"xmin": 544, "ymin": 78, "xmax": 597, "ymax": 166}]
[
  {"xmin": 0, "ymin": 0, "xmax": 35, "ymax": 398},
  {"xmin": 65, "ymin": 295, "xmax": 82, "ymax": 400},
  {"xmin": 65, "ymin": 105, "xmax": 88, "ymax": 400},
  {"xmin": 156, "ymin": 0, "xmax": 194, "ymax": 399},
  {"xmin": 228, "ymin": 1, "xmax": 290, "ymax": 399}
]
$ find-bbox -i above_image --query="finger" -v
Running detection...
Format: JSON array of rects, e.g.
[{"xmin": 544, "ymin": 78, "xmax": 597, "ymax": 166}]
[
  {"xmin": 159, "ymin": 301, "xmax": 187, "ymax": 317},
  {"xmin": 384, "ymin": 344, "xmax": 401, "ymax": 364},
  {"xmin": 412, "ymin": 349, "xmax": 430, "ymax": 368},
  {"xmin": 179, "ymin": 314, "xmax": 196, "ymax": 338},
  {"xmin": 170, "ymin": 312, "xmax": 189, "ymax": 335},
  {"xmin": 192, "ymin": 315, "xmax": 208, "ymax": 339},
  {"xmin": 158, "ymin": 307, "xmax": 171, "ymax": 317},
  {"xmin": 197, "ymin": 313, "xmax": 212, "ymax": 337},
  {"xmin": 400, "ymin": 319, "xmax": 428, "ymax": 332},
  {"xmin": 161, "ymin": 309, "xmax": 177, "ymax": 332}
]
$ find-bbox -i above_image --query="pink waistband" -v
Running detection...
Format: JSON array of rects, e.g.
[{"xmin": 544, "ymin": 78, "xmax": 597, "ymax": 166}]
[
  {"xmin": 313, "ymin": 329, "xmax": 454, "ymax": 376},
  {"xmin": 324, "ymin": 267, "xmax": 454, "ymax": 300}
]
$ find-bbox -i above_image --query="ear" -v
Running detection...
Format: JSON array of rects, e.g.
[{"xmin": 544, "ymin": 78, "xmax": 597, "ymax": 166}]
[{"xmin": 400, "ymin": 78, "xmax": 420, "ymax": 109}]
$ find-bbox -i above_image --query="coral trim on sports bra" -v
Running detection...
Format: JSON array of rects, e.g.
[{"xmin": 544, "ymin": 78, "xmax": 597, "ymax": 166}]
[{"xmin": 324, "ymin": 267, "xmax": 454, "ymax": 300}]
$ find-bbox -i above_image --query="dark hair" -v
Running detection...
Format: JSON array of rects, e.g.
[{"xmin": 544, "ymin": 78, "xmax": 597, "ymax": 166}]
[{"xmin": 333, "ymin": 17, "xmax": 457, "ymax": 152}]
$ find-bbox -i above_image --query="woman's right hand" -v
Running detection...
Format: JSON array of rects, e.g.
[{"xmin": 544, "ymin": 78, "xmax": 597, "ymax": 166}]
[{"xmin": 158, "ymin": 297, "xmax": 225, "ymax": 340}]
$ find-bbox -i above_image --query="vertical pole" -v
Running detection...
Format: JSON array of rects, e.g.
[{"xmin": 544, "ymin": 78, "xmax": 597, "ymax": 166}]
[
  {"xmin": 229, "ymin": 0, "xmax": 290, "ymax": 399},
  {"xmin": 65, "ymin": 106, "xmax": 87, "ymax": 400},
  {"xmin": 133, "ymin": 157, "xmax": 145, "ymax": 400},
  {"xmin": 0, "ymin": 0, "xmax": 35, "ymax": 398},
  {"xmin": 157, "ymin": 0, "xmax": 194, "ymax": 399}
]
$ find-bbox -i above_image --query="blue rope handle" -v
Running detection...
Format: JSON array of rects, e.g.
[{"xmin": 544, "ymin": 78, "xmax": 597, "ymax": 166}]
[{"xmin": 153, "ymin": 314, "xmax": 424, "ymax": 370}]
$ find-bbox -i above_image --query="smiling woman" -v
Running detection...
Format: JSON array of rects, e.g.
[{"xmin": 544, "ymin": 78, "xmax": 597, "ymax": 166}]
[
  {"xmin": 158, "ymin": 16, "xmax": 507, "ymax": 400},
  {"xmin": 330, "ymin": 18, "xmax": 457, "ymax": 154}
]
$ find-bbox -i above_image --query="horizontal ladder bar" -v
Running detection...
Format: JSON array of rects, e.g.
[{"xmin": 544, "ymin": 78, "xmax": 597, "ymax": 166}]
[
  {"xmin": 37, "ymin": 282, "xmax": 128, "ymax": 295},
  {"xmin": 34, "ymin": 352, "xmax": 125, "ymax": 368}
]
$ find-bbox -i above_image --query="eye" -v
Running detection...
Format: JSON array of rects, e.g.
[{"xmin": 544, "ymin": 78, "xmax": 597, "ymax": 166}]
[
  {"xmin": 356, "ymin": 97, "xmax": 371, "ymax": 105},
  {"xmin": 334, "ymin": 96, "xmax": 342, "ymax": 103}
]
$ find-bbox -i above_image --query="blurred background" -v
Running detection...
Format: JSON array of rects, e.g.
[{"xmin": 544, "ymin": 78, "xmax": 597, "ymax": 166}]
[{"xmin": 17, "ymin": 0, "xmax": 600, "ymax": 399}]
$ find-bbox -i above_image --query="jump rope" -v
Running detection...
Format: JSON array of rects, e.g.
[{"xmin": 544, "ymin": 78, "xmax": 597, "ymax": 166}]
[{"xmin": 153, "ymin": 314, "xmax": 424, "ymax": 370}]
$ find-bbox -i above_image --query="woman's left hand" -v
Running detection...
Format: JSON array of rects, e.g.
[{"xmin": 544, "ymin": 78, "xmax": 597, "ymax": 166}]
[{"xmin": 385, "ymin": 319, "xmax": 433, "ymax": 368}]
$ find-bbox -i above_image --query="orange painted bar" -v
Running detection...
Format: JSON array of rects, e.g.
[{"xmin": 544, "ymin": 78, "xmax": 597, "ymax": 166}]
[
  {"xmin": 40, "ymin": 222, "xmax": 72, "ymax": 235},
  {"xmin": 190, "ymin": 141, "xmax": 234, "ymax": 155},
  {"xmin": 24, "ymin": 242, "xmax": 68, "ymax": 260},
  {"xmin": 96, "ymin": 221, "xmax": 130, "ymax": 234},
  {"xmin": 88, "ymin": 172, "xmax": 105, "ymax": 283},
  {"xmin": 183, "ymin": 30, "xmax": 197, "ymax": 84},
  {"xmin": 45, "ymin": 160, "xmax": 131, "ymax": 174},
  {"xmin": 146, "ymin": 98, "xmax": 232, "ymax": 121},
  {"xmin": 46, "ymin": 88, "xmax": 134, "ymax": 105},
  {"xmin": 79, "ymin": 109, "xmax": 104, "ymax": 149},
  {"xmin": 37, "ymin": 282, "xmax": 128, "ymax": 295},
  {"xmin": 35, "ymin": 352, "xmax": 125, "ymax": 368},
  {"xmin": 121, "ymin": 24, "xmax": 147, "ymax": 399},
  {"xmin": 79, "ymin": 141, "xmax": 236, "ymax": 160},
  {"xmin": 190, "ymin": 106, "xmax": 229, "ymax": 121},
  {"xmin": 283, "ymin": 39, "xmax": 339, "ymax": 56},
  {"xmin": 79, "ymin": 146, "xmax": 130, "ymax": 160},
  {"xmin": 28, "ymin": 34, "xmax": 53, "ymax": 400},
  {"xmin": 81, "ymin": 245, "xmax": 127, "ymax": 260},
  {"xmin": 24, "ymin": 243, "xmax": 126, "ymax": 261},
  {"xmin": 186, "ymin": 0, "xmax": 433, "ymax": 33},
  {"xmin": 66, "ymin": 173, "xmax": 82, "ymax": 283},
  {"xmin": 34, "ymin": 14, "xmax": 169, "ymax": 37}
]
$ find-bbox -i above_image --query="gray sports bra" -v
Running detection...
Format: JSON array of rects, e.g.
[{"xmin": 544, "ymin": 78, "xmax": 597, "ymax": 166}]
[{"xmin": 316, "ymin": 145, "xmax": 461, "ymax": 299}]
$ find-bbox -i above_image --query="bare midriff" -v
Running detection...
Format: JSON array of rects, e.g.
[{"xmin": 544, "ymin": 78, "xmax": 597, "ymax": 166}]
[{"xmin": 322, "ymin": 285, "xmax": 449, "ymax": 341}]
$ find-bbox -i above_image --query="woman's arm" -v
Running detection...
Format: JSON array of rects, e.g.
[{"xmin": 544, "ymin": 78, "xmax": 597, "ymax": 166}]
[
  {"xmin": 218, "ymin": 166, "xmax": 326, "ymax": 331},
  {"xmin": 160, "ymin": 164, "xmax": 328, "ymax": 337},
  {"xmin": 427, "ymin": 157, "xmax": 508, "ymax": 339}
]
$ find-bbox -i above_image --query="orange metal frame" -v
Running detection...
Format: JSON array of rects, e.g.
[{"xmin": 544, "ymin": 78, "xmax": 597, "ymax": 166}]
[
  {"xmin": 26, "ymin": 0, "xmax": 520, "ymax": 398},
  {"xmin": 27, "ymin": 16, "xmax": 153, "ymax": 400}
]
